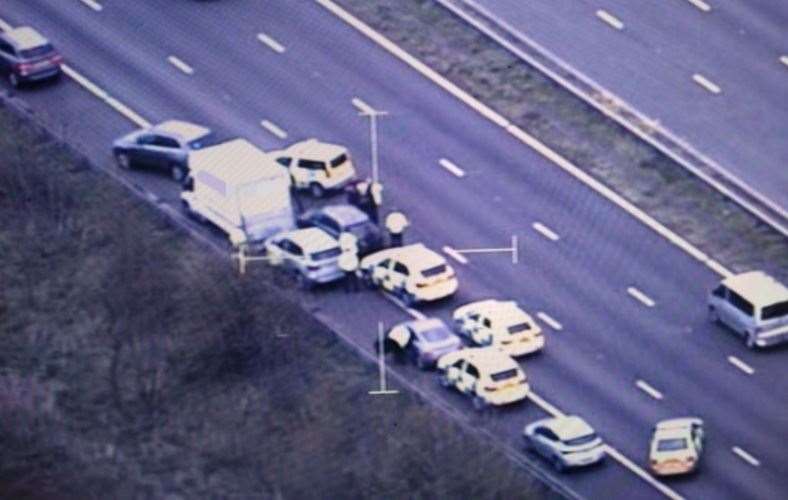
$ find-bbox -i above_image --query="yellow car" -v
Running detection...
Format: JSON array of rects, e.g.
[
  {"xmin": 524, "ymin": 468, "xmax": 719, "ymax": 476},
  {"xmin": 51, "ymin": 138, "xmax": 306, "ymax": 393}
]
[
  {"xmin": 437, "ymin": 347, "xmax": 529, "ymax": 410},
  {"xmin": 649, "ymin": 418, "xmax": 705, "ymax": 476},
  {"xmin": 453, "ymin": 300, "xmax": 544, "ymax": 357},
  {"xmin": 358, "ymin": 243, "xmax": 458, "ymax": 306},
  {"xmin": 270, "ymin": 138, "xmax": 356, "ymax": 197}
]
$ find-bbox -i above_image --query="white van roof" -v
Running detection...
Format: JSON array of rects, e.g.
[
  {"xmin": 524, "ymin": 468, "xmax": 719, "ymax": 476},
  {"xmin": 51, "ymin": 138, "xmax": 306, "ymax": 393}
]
[
  {"xmin": 189, "ymin": 139, "xmax": 287, "ymax": 186},
  {"xmin": 723, "ymin": 271, "xmax": 788, "ymax": 307}
]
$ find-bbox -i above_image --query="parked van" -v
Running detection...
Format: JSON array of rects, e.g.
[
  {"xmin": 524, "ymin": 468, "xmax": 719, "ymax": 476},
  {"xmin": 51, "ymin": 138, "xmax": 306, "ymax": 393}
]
[
  {"xmin": 708, "ymin": 271, "xmax": 788, "ymax": 349},
  {"xmin": 181, "ymin": 138, "xmax": 294, "ymax": 250}
]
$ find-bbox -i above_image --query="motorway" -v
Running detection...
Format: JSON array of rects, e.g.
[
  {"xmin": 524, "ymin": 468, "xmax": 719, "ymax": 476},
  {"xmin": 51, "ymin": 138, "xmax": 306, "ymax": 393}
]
[
  {"xmin": 469, "ymin": 0, "xmax": 788, "ymax": 219},
  {"xmin": 1, "ymin": 1, "xmax": 786, "ymax": 499}
]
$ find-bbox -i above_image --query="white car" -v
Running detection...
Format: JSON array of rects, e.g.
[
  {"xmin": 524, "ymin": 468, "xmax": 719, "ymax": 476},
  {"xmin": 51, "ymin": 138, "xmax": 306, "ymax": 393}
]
[
  {"xmin": 436, "ymin": 347, "xmax": 529, "ymax": 410},
  {"xmin": 649, "ymin": 418, "xmax": 704, "ymax": 476},
  {"xmin": 453, "ymin": 300, "xmax": 544, "ymax": 357},
  {"xmin": 264, "ymin": 227, "xmax": 344, "ymax": 288},
  {"xmin": 270, "ymin": 138, "xmax": 356, "ymax": 197},
  {"xmin": 358, "ymin": 243, "xmax": 458, "ymax": 306},
  {"xmin": 523, "ymin": 415, "xmax": 606, "ymax": 471}
]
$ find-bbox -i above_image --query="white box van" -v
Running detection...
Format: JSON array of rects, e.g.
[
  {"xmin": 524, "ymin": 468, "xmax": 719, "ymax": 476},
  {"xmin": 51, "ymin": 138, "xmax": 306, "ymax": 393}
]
[
  {"xmin": 181, "ymin": 138, "xmax": 294, "ymax": 250},
  {"xmin": 708, "ymin": 271, "xmax": 788, "ymax": 349}
]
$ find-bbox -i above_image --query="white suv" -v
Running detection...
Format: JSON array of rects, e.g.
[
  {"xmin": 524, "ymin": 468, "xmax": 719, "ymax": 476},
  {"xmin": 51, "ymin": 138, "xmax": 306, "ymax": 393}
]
[
  {"xmin": 358, "ymin": 243, "xmax": 458, "ymax": 306},
  {"xmin": 270, "ymin": 139, "xmax": 356, "ymax": 197},
  {"xmin": 437, "ymin": 347, "xmax": 529, "ymax": 410},
  {"xmin": 453, "ymin": 299, "xmax": 544, "ymax": 357},
  {"xmin": 264, "ymin": 227, "xmax": 344, "ymax": 288}
]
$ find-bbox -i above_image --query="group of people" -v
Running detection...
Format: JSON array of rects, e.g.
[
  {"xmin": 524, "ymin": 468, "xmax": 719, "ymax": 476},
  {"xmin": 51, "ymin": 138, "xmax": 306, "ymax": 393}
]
[{"xmin": 337, "ymin": 178, "xmax": 410, "ymax": 293}]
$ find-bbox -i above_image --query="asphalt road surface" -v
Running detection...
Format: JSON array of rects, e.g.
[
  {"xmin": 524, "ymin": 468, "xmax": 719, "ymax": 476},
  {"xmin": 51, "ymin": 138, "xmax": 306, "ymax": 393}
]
[
  {"xmin": 1, "ymin": 1, "xmax": 786, "ymax": 499},
  {"xmin": 472, "ymin": 0, "xmax": 788, "ymax": 218}
]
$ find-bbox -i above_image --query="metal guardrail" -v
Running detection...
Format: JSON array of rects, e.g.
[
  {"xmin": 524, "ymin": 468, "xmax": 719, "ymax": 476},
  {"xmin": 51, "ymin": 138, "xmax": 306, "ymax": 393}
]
[{"xmin": 434, "ymin": 0, "xmax": 788, "ymax": 238}]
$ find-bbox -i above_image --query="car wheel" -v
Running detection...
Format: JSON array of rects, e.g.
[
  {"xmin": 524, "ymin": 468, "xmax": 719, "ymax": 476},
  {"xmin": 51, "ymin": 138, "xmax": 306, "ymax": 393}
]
[
  {"xmin": 171, "ymin": 164, "xmax": 187, "ymax": 182},
  {"xmin": 552, "ymin": 455, "xmax": 566, "ymax": 472},
  {"xmin": 522, "ymin": 436, "xmax": 534, "ymax": 452},
  {"xmin": 296, "ymin": 273, "xmax": 313, "ymax": 290},
  {"xmin": 745, "ymin": 333, "xmax": 757, "ymax": 350},
  {"xmin": 472, "ymin": 396, "xmax": 487, "ymax": 411},
  {"xmin": 416, "ymin": 355, "xmax": 430, "ymax": 370},
  {"xmin": 309, "ymin": 182, "xmax": 325, "ymax": 198},
  {"xmin": 399, "ymin": 289, "xmax": 416, "ymax": 307},
  {"xmin": 361, "ymin": 270, "xmax": 377, "ymax": 289},
  {"xmin": 708, "ymin": 307, "xmax": 720, "ymax": 324},
  {"xmin": 8, "ymin": 73, "xmax": 20, "ymax": 88},
  {"xmin": 438, "ymin": 373, "xmax": 452, "ymax": 388},
  {"xmin": 115, "ymin": 152, "xmax": 131, "ymax": 170}
]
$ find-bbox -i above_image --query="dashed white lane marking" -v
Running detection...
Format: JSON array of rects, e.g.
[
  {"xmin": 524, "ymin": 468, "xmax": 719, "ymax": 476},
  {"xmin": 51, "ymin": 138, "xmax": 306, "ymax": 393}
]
[
  {"xmin": 692, "ymin": 73, "xmax": 721, "ymax": 94},
  {"xmin": 636, "ymin": 379, "xmax": 664, "ymax": 400},
  {"xmin": 351, "ymin": 96, "xmax": 376, "ymax": 114},
  {"xmin": 727, "ymin": 356, "xmax": 755, "ymax": 375},
  {"xmin": 442, "ymin": 246, "xmax": 469, "ymax": 264},
  {"xmin": 780, "ymin": 55, "xmax": 788, "ymax": 68},
  {"xmin": 0, "ymin": 17, "xmax": 14, "ymax": 32},
  {"xmin": 168, "ymin": 56, "xmax": 194, "ymax": 75},
  {"xmin": 257, "ymin": 33, "xmax": 286, "ymax": 54},
  {"xmin": 732, "ymin": 446, "xmax": 761, "ymax": 467},
  {"xmin": 80, "ymin": 0, "xmax": 103, "ymax": 12},
  {"xmin": 604, "ymin": 446, "xmax": 685, "ymax": 500},
  {"xmin": 532, "ymin": 222, "xmax": 560, "ymax": 241},
  {"xmin": 627, "ymin": 286, "xmax": 656, "ymax": 307},
  {"xmin": 260, "ymin": 119, "xmax": 288, "ymax": 139},
  {"xmin": 596, "ymin": 10, "xmax": 624, "ymax": 30},
  {"xmin": 686, "ymin": 0, "xmax": 712, "ymax": 12},
  {"xmin": 439, "ymin": 158, "xmax": 466, "ymax": 178},
  {"xmin": 61, "ymin": 65, "xmax": 151, "ymax": 128},
  {"xmin": 537, "ymin": 312, "xmax": 563, "ymax": 331}
]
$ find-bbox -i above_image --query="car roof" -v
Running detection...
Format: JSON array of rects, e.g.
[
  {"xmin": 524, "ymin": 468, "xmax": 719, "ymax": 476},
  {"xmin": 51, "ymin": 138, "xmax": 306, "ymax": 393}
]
[
  {"xmin": 320, "ymin": 204, "xmax": 369, "ymax": 226},
  {"xmin": 543, "ymin": 416, "xmax": 595, "ymax": 441},
  {"xmin": 391, "ymin": 243, "xmax": 447, "ymax": 269},
  {"xmin": 407, "ymin": 318, "xmax": 449, "ymax": 334},
  {"xmin": 154, "ymin": 120, "xmax": 211, "ymax": 143},
  {"xmin": 4, "ymin": 27, "xmax": 50, "ymax": 50},
  {"xmin": 286, "ymin": 138, "xmax": 346, "ymax": 160},
  {"xmin": 188, "ymin": 139, "xmax": 286, "ymax": 184},
  {"xmin": 464, "ymin": 300, "xmax": 530, "ymax": 323},
  {"xmin": 458, "ymin": 347, "xmax": 520, "ymax": 373},
  {"xmin": 722, "ymin": 271, "xmax": 788, "ymax": 307},
  {"xmin": 284, "ymin": 227, "xmax": 338, "ymax": 252}
]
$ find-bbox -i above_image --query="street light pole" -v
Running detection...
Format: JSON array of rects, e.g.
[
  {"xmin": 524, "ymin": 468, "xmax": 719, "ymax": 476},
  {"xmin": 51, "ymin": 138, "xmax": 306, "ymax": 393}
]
[{"xmin": 352, "ymin": 98, "xmax": 387, "ymax": 184}]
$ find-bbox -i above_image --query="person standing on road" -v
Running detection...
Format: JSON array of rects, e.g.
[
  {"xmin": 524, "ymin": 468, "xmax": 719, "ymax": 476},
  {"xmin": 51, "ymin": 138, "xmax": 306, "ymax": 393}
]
[
  {"xmin": 338, "ymin": 246, "xmax": 360, "ymax": 293},
  {"xmin": 385, "ymin": 210, "xmax": 409, "ymax": 248},
  {"xmin": 289, "ymin": 180, "xmax": 303, "ymax": 216},
  {"xmin": 369, "ymin": 180, "xmax": 383, "ymax": 225}
]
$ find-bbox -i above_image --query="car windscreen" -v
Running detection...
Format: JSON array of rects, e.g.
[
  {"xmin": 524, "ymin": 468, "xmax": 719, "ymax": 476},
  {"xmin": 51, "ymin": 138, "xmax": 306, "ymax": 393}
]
[
  {"xmin": 421, "ymin": 264, "xmax": 447, "ymax": 278},
  {"xmin": 330, "ymin": 153, "xmax": 347, "ymax": 168},
  {"xmin": 657, "ymin": 438, "xmax": 687, "ymax": 452},
  {"xmin": 762, "ymin": 300, "xmax": 788, "ymax": 321},
  {"xmin": 347, "ymin": 220, "xmax": 373, "ymax": 237},
  {"xmin": 490, "ymin": 368, "xmax": 518, "ymax": 382},
  {"xmin": 419, "ymin": 327, "xmax": 452, "ymax": 343},
  {"xmin": 564, "ymin": 433, "xmax": 598, "ymax": 447},
  {"xmin": 20, "ymin": 44, "xmax": 54, "ymax": 59},
  {"xmin": 311, "ymin": 247, "xmax": 341, "ymax": 261},
  {"xmin": 507, "ymin": 323, "xmax": 530, "ymax": 334},
  {"xmin": 188, "ymin": 132, "xmax": 217, "ymax": 150}
]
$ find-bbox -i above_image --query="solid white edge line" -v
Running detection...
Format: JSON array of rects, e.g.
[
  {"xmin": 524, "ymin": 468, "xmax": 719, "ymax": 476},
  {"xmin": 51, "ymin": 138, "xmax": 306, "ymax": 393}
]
[
  {"xmin": 105, "ymin": 97, "xmax": 151, "ymax": 128},
  {"xmin": 536, "ymin": 312, "xmax": 563, "ymax": 331},
  {"xmin": 168, "ymin": 56, "xmax": 194, "ymax": 75},
  {"xmin": 636, "ymin": 379, "xmax": 664, "ymax": 400},
  {"xmin": 442, "ymin": 246, "xmax": 469, "ymax": 264},
  {"xmin": 526, "ymin": 391, "xmax": 565, "ymax": 418},
  {"xmin": 596, "ymin": 10, "xmax": 624, "ymax": 30},
  {"xmin": 80, "ymin": 0, "xmax": 103, "ymax": 12},
  {"xmin": 314, "ymin": 0, "xmax": 738, "ymax": 280},
  {"xmin": 732, "ymin": 446, "xmax": 761, "ymax": 467},
  {"xmin": 780, "ymin": 55, "xmax": 788, "ymax": 68},
  {"xmin": 692, "ymin": 73, "xmax": 721, "ymax": 94},
  {"xmin": 604, "ymin": 446, "xmax": 686, "ymax": 500},
  {"xmin": 351, "ymin": 96, "xmax": 375, "ymax": 114},
  {"xmin": 257, "ymin": 33, "xmax": 286, "ymax": 54},
  {"xmin": 627, "ymin": 287, "xmax": 656, "ymax": 307},
  {"xmin": 382, "ymin": 293, "xmax": 426, "ymax": 320},
  {"xmin": 0, "ymin": 17, "xmax": 13, "ymax": 32},
  {"xmin": 61, "ymin": 64, "xmax": 108, "ymax": 100},
  {"xmin": 686, "ymin": 0, "xmax": 712, "ymax": 12},
  {"xmin": 439, "ymin": 158, "xmax": 466, "ymax": 178},
  {"xmin": 727, "ymin": 356, "xmax": 755, "ymax": 375},
  {"xmin": 260, "ymin": 119, "xmax": 288, "ymax": 139},
  {"xmin": 532, "ymin": 222, "xmax": 560, "ymax": 241}
]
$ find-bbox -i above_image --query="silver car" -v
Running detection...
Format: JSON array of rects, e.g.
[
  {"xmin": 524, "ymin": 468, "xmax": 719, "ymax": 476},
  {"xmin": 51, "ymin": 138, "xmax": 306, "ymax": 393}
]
[
  {"xmin": 264, "ymin": 227, "xmax": 344, "ymax": 289},
  {"xmin": 523, "ymin": 415, "xmax": 606, "ymax": 471},
  {"xmin": 0, "ymin": 27, "xmax": 63, "ymax": 88},
  {"xmin": 112, "ymin": 120, "xmax": 215, "ymax": 182},
  {"xmin": 375, "ymin": 318, "xmax": 462, "ymax": 369}
]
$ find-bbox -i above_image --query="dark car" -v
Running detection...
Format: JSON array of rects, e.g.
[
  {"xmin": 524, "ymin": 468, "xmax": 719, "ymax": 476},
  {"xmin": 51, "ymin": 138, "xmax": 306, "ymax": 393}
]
[
  {"xmin": 374, "ymin": 318, "xmax": 462, "ymax": 369},
  {"xmin": 0, "ymin": 27, "xmax": 63, "ymax": 88},
  {"xmin": 296, "ymin": 204, "xmax": 383, "ymax": 255},
  {"xmin": 112, "ymin": 120, "xmax": 215, "ymax": 182}
]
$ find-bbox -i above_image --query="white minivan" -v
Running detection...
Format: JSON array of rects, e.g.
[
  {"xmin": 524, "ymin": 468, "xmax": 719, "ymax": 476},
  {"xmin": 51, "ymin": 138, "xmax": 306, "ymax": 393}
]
[{"xmin": 708, "ymin": 271, "xmax": 788, "ymax": 349}]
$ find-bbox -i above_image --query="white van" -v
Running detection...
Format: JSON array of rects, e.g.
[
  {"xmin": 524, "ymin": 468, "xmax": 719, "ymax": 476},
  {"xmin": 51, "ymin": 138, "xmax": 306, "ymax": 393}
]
[
  {"xmin": 181, "ymin": 138, "xmax": 294, "ymax": 250},
  {"xmin": 708, "ymin": 271, "xmax": 788, "ymax": 349}
]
